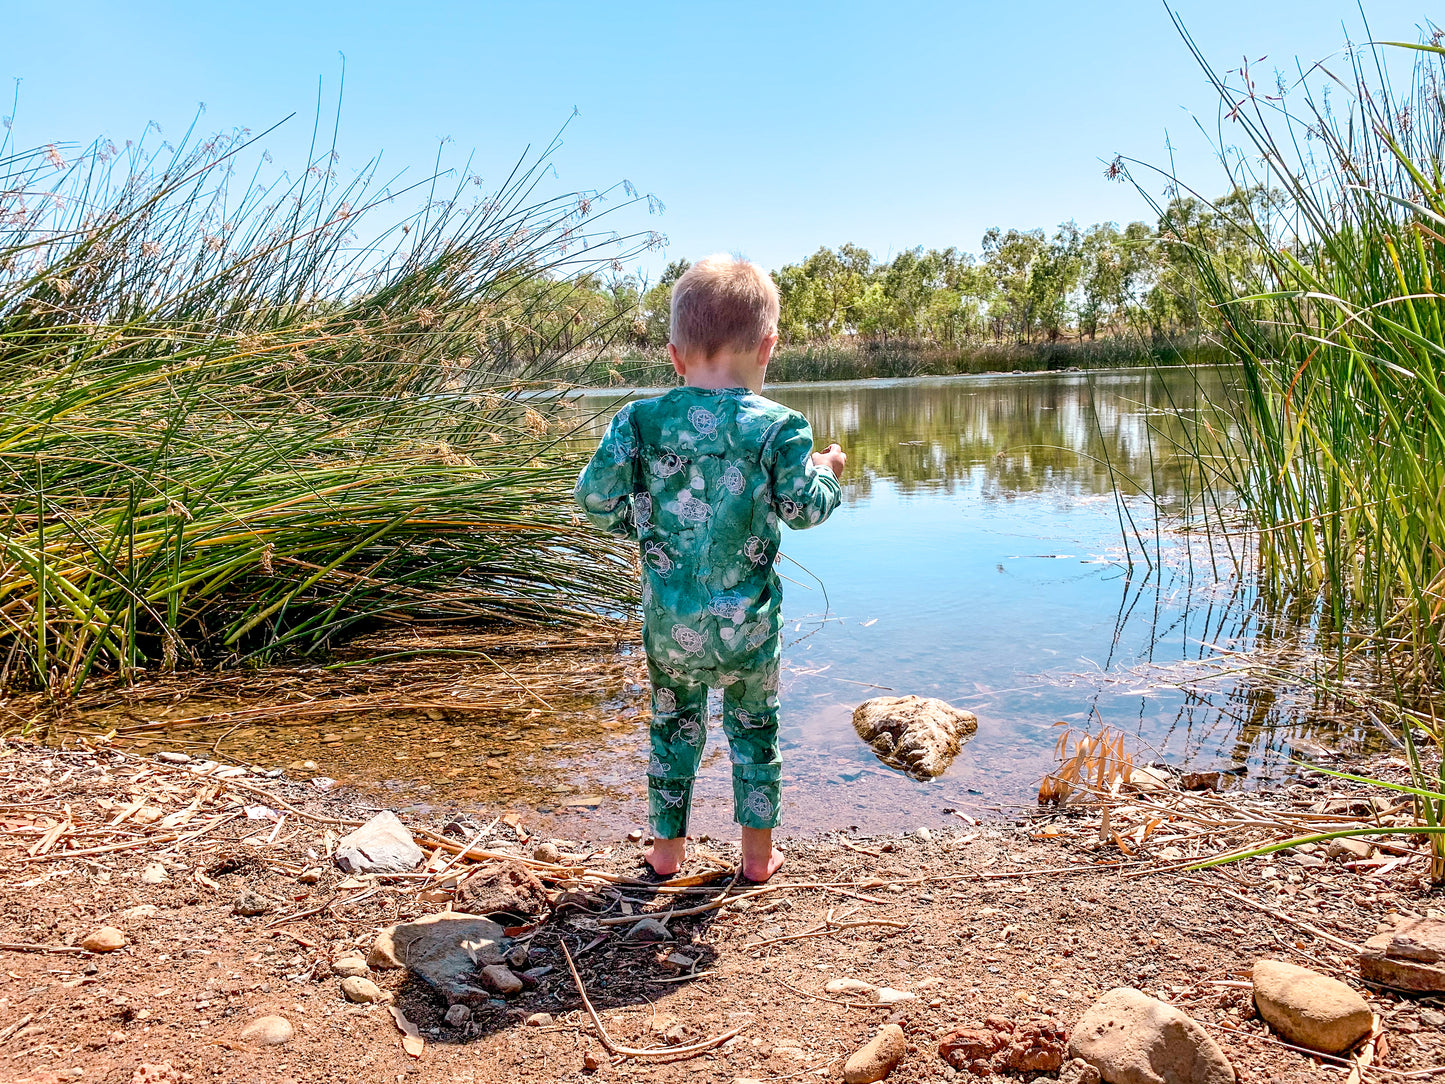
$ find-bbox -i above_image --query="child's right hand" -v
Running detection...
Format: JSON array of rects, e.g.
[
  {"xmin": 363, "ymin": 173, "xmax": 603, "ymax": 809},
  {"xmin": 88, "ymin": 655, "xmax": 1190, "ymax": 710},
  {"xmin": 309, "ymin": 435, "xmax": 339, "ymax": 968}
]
[{"xmin": 811, "ymin": 443, "xmax": 846, "ymax": 479}]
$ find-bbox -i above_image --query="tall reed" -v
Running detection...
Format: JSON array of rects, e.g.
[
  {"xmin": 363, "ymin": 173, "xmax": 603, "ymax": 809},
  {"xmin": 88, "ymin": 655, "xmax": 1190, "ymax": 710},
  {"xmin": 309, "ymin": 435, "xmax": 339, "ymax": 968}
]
[
  {"xmin": 1119, "ymin": 21, "xmax": 1445, "ymax": 704},
  {"xmin": 0, "ymin": 114, "xmax": 659, "ymax": 696}
]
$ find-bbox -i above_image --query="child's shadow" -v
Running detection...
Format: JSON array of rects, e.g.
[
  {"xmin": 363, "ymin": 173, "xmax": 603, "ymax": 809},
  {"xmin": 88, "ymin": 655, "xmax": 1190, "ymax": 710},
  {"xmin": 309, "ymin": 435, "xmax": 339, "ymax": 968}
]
[{"xmin": 393, "ymin": 863, "xmax": 744, "ymax": 1052}]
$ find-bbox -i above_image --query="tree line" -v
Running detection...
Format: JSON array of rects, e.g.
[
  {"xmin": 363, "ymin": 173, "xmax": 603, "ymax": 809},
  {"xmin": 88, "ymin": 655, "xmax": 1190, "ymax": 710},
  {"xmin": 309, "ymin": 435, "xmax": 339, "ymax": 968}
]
[{"xmin": 558, "ymin": 188, "xmax": 1273, "ymax": 353}]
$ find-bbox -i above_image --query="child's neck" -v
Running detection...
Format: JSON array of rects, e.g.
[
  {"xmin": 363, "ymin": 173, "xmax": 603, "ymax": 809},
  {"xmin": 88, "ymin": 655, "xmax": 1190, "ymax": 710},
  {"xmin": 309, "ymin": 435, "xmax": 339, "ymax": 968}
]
[{"xmin": 676, "ymin": 349, "xmax": 766, "ymax": 394}]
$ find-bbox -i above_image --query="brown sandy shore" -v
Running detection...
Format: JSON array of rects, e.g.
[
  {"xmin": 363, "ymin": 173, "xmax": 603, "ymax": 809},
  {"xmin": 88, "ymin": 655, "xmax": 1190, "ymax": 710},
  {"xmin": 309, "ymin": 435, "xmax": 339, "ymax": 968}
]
[{"xmin": 0, "ymin": 737, "xmax": 1441, "ymax": 1084}]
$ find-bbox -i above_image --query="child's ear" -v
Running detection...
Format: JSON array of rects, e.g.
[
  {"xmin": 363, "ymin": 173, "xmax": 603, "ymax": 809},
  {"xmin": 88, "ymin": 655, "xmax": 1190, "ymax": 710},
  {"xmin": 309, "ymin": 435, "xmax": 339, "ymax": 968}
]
[
  {"xmin": 668, "ymin": 342, "xmax": 685, "ymax": 377},
  {"xmin": 757, "ymin": 333, "xmax": 778, "ymax": 368}
]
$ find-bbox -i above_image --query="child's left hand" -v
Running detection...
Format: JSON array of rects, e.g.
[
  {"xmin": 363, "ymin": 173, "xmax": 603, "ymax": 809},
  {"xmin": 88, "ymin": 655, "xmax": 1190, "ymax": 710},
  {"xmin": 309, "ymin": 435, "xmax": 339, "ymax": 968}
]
[{"xmin": 811, "ymin": 443, "xmax": 846, "ymax": 479}]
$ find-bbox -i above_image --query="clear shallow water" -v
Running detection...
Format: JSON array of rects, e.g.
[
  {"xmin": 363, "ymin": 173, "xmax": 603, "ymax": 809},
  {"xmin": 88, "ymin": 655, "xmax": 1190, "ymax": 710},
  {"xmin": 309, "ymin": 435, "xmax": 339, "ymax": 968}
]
[{"xmin": 555, "ymin": 367, "xmax": 1344, "ymax": 834}]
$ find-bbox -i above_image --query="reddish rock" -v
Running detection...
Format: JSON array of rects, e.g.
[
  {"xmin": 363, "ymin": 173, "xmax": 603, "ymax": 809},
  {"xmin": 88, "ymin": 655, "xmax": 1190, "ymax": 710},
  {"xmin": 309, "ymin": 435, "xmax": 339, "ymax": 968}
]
[
  {"xmin": 939, "ymin": 1015, "xmax": 1067, "ymax": 1075},
  {"xmin": 454, "ymin": 861, "xmax": 550, "ymax": 920}
]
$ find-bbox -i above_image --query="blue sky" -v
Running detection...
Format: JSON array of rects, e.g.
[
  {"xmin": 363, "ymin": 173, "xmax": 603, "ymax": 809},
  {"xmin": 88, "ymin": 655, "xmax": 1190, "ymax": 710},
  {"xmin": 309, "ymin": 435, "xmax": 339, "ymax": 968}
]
[{"xmin": 3, "ymin": 1, "xmax": 1435, "ymax": 277}]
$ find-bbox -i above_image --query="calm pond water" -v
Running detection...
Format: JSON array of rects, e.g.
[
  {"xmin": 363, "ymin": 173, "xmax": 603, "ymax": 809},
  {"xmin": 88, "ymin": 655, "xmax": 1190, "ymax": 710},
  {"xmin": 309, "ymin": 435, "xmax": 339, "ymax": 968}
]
[
  {"xmin": 540, "ymin": 365, "xmax": 1346, "ymax": 836},
  {"xmin": 110, "ymin": 366, "xmax": 1356, "ymax": 837}
]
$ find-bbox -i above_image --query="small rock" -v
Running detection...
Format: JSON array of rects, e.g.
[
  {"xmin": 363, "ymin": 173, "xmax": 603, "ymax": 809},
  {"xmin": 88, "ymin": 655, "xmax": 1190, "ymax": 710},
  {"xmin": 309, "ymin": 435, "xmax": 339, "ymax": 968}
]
[
  {"xmin": 454, "ymin": 861, "xmax": 550, "ymax": 920},
  {"xmin": 1057, "ymin": 1058, "xmax": 1102, "ymax": 1084},
  {"xmin": 627, "ymin": 829, "xmax": 643, "ymax": 843},
  {"xmin": 334, "ymin": 810, "xmax": 423, "ymax": 874},
  {"xmin": 843, "ymin": 1023, "xmax": 906, "ymax": 1083},
  {"xmin": 239, "ymin": 1015, "xmax": 293, "ymax": 1045},
  {"xmin": 1070, "ymin": 988, "xmax": 1233, "ymax": 1084},
  {"xmin": 368, "ymin": 927, "xmax": 403, "ymax": 970},
  {"xmin": 526, "ymin": 1012, "xmax": 554, "ymax": 1027},
  {"xmin": 481, "ymin": 964, "xmax": 522, "ymax": 995},
  {"xmin": 1125, "ymin": 765, "xmax": 1172, "ymax": 793},
  {"xmin": 826, "ymin": 978, "xmax": 879, "ymax": 999},
  {"xmin": 1421, "ymin": 1009, "xmax": 1445, "ymax": 1029},
  {"xmin": 331, "ymin": 955, "xmax": 369, "ymax": 978},
  {"xmin": 132, "ymin": 806, "xmax": 163, "ymax": 826},
  {"xmin": 1179, "ymin": 771, "xmax": 1222, "ymax": 792},
  {"xmin": 444, "ymin": 1004, "xmax": 471, "ymax": 1027},
  {"xmin": 339, "ymin": 976, "xmax": 391, "ymax": 1004},
  {"xmin": 583, "ymin": 1050, "xmax": 602, "ymax": 1071},
  {"xmin": 876, "ymin": 988, "xmax": 916, "ymax": 1005},
  {"xmin": 298, "ymin": 867, "xmax": 322, "ymax": 884},
  {"xmin": 232, "ymin": 890, "xmax": 272, "ymax": 916},
  {"xmin": 533, "ymin": 842, "xmax": 561, "ymax": 864},
  {"xmin": 662, "ymin": 952, "xmax": 696, "ymax": 972},
  {"xmin": 628, "ymin": 917, "xmax": 671, "ymax": 942},
  {"xmin": 1360, "ymin": 918, "xmax": 1445, "ymax": 991},
  {"xmin": 1327, "ymin": 838, "xmax": 1375, "ymax": 861},
  {"xmin": 80, "ymin": 926, "xmax": 125, "ymax": 953},
  {"xmin": 139, "ymin": 864, "xmax": 168, "ymax": 885},
  {"xmin": 119, "ymin": 904, "xmax": 157, "ymax": 923},
  {"xmin": 1252, "ymin": 959, "xmax": 1372, "ymax": 1054},
  {"xmin": 155, "ymin": 751, "xmax": 191, "ymax": 764},
  {"xmin": 916, "ymin": 827, "xmax": 933, "ymax": 843}
]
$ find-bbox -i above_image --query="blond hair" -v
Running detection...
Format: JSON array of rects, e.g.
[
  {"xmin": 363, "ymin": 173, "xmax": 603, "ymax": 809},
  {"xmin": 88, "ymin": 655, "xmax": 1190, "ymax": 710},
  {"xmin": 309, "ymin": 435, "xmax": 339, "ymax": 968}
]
[{"xmin": 669, "ymin": 254, "xmax": 779, "ymax": 358}]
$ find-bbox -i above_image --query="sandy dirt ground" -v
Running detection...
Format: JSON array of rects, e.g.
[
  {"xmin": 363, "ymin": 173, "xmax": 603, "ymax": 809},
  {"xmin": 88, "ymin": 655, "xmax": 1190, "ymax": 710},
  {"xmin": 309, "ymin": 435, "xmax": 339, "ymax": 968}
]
[{"xmin": 0, "ymin": 738, "xmax": 1440, "ymax": 1084}]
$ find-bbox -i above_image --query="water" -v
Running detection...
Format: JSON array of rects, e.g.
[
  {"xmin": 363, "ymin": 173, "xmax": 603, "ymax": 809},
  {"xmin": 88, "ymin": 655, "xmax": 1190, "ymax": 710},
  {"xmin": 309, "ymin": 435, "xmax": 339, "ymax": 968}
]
[
  {"xmin": 539, "ymin": 365, "xmax": 1346, "ymax": 836},
  {"xmin": 106, "ymin": 367, "xmax": 1360, "ymax": 836}
]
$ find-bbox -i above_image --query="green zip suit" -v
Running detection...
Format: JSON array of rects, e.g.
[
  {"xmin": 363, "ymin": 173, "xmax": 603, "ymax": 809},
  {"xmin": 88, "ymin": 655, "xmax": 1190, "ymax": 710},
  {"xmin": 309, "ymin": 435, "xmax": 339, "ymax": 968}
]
[{"xmin": 575, "ymin": 386, "xmax": 841, "ymax": 839}]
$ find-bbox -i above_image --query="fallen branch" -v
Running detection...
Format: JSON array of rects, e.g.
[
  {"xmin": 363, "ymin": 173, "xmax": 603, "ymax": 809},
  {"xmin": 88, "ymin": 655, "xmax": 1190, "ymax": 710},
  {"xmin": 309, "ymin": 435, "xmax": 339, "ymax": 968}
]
[
  {"xmin": 26, "ymin": 832, "xmax": 179, "ymax": 862},
  {"xmin": 749, "ymin": 917, "xmax": 910, "ymax": 950},
  {"xmin": 0, "ymin": 941, "xmax": 93, "ymax": 955},
  {"xmin": 558, "ymin": 938, "xmax": 745, "ymax": 1059},
  {"xmin": 775, "ymin": 978, "xmax": 896, "ymax": 1009},
  {"xmin": 1186, "ymin": 878, "xmax": 1361, "ymax": 952}
]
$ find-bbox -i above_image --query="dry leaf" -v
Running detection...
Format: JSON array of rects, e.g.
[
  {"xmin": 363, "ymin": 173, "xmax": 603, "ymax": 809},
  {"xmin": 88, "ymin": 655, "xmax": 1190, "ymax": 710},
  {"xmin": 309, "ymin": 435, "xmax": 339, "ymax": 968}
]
[
  {"xmin": 194, "ymin": 867, "xmax": 220, "ymax": 890},
  {"xmin": 389, "ymin": 1006, "xmax": 424, "ymax": 1058}
]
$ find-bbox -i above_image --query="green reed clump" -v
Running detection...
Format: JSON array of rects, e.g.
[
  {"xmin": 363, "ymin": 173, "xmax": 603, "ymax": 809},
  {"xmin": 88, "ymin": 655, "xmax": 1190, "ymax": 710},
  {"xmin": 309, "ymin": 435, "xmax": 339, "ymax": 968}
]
[
  {"xmin": 0, "ymin": 117, "xmax": 657, "ymax": 696},
  {"xmin": 1122, "ymin": 23, "xmax": 1445, "ymax": 700}
]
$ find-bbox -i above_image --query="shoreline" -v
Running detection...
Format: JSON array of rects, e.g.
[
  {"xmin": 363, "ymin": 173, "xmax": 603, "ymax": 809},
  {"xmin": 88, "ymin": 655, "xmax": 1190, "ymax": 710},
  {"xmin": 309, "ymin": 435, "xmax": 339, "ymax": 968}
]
[{"xmin": 2, "ymin": 736, "xmax": 1441, "ymax": 1083}]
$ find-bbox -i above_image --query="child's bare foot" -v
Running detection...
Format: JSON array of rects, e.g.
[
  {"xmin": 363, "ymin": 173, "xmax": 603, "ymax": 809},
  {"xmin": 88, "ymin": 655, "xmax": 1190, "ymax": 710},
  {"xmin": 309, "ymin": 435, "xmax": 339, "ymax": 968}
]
[
  {"xmin": 740, "ymin": 826, "xmax": 784, "ymax": 882},
  {"xmin": 741, "ymin": 846, "xmax": 785, "ymax": 882},
  {"xmin": 644, "ymin": 835, "xmax": 686, "ymax": 876}
]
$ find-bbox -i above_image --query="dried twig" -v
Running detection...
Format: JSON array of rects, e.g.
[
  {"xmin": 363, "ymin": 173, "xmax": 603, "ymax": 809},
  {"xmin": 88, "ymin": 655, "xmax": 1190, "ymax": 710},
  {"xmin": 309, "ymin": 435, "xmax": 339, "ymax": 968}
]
[{"xmin": 558, "ymin": 937, "xmax": 745, "ymax": 1059}]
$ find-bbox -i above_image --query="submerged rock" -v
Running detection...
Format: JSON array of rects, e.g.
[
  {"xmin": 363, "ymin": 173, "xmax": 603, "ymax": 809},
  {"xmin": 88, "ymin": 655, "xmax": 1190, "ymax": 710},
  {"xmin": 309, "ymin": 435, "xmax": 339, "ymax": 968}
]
[{"xmin": 851, "ymin": 695, "xmax": 978, "ymax": 780}]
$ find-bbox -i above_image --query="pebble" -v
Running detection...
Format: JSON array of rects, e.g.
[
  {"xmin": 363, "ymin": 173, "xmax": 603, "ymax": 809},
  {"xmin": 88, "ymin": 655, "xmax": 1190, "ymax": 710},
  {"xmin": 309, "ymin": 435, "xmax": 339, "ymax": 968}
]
[
  {"xmin": 627, "ymin": 829, "xmax": 644, "ymax": 843},
  {"xmin": 1422, "ymin": 1009, "xmax": 1445, "ymax": 1029},
  {"xmin": 843, "ymin": 1023, "xmax": 906, "ymax": 1083},
  {"xmin": 155, "ymin": 751, "xmax": 191, "ymax": 764},
  {"xmin": 298, "ymin": 867, "xmax": 322, "ymax": 884},
  {"xmin": 533, "ymin": 842, "xmax": 561, "ymax": 864},
  {"xmin": 139, "ymin": 863, "xmax": 169, "ymax": 885},
  {"xmin": 916, "ymin": 826, "xmax": 933, "ymax": 843},
  {"xmin": 132, "ymin": 806, "xmax": 163, "ymax": 826},
  {"xmin": 444, "ymin": 1004, "xmax": 472, "ymax": 1027},
  {"xmin": 628, "ymin": 917, "xmax": 672, "ymax": 941},
  {"xmin": 481, "ymin": 964, "xmax": 523, "ymax": 995},
  {"xmin": 583, "ymin": 1050, "xmax": 602, "ymax": 1071},
  {"xmin": 80, "ymin": 926, "xmax": 126, "ymax": 953},
  {"xmin": 119, "ymin": 904, "xmax": 157, "ymax": 923},
  {"xmin": 239, "ymin": 1015, "xmax": 294, "ymax": 1046},
  {"xmin": 1253, "ymin": 959, "xmax": 1373, "ymax": 1053},
  {"xmin": 526, "ymin": 1012, "xmax": 554, "ymax": 1027},
  {"xmin": 232, "ymin": 890, "xmax": 273, "ymax": 916},
  {"xmin": 340, "ymin": 976, "xmax": 391, "ymax": 1004},
  {"xmin": 331, "ymin": 955, "xmax": 369, "ymax": 978},
  {"xmin": 1327, "ymin": 838, "xmax": 1375, "ymax": 861}
]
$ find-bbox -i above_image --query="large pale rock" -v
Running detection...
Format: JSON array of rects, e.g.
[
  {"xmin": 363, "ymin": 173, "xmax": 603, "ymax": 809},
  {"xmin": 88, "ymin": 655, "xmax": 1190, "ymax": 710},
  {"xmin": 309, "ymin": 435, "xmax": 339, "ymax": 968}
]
[
  {"xmin": 373, "ymin": 911, "xmax": 508, "ymax": 1005},
  {"xmin": 334, "ymin": 811, "xmax": 423, "ymax": 874},
  {"xmin": 80, "ymin": 926, "xmax": 126, "ymax": 953},
  {"xmin": 1070, "ymin": 987, "xmax": 1234, "ymax": 1084},
  {"xmin": 1252, "ymin": 959, "xmax": 1372, "ymax": 1054},
  {"xmin": 843, "ymin": 1023, "xmax": 906, "ymax": 1083},
  {"xmin": 239, "ymin": 1015, "xmax": 293, "ymax": 1045},
  {"xmin": 1360, "ymin": 917, "xmax": 1445, "ymax": 991},
  {"xmin": 851, "ymin": 695, "xmax": 977, "ymax": 780}
]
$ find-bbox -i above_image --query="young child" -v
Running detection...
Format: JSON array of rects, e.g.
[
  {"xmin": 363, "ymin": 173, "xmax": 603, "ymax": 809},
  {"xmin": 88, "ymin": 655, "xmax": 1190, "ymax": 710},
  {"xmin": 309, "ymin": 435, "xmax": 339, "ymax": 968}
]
[{"xmin": 574, "ymin": 255, "xmax": 846, "ymax": 882}]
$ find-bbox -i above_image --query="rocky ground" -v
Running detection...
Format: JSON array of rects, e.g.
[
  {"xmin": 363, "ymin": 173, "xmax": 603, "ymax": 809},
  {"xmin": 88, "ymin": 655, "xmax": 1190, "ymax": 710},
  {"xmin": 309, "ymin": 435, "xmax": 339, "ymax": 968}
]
[{"xmin": 1, "ymin": 738, "xmax": 1443, "ymax": 1084}]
